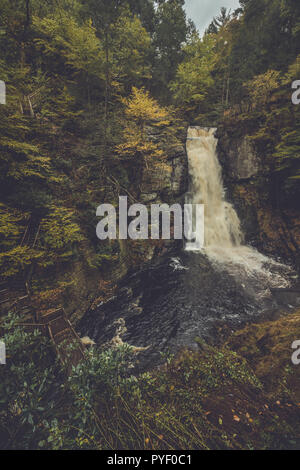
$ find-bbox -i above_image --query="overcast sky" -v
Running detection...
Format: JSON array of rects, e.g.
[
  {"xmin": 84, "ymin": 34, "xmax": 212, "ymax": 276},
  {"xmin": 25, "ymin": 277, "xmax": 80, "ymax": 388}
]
[{"xmin": 184, "ymin": 0, "xmax": 241, "ymax": 35}]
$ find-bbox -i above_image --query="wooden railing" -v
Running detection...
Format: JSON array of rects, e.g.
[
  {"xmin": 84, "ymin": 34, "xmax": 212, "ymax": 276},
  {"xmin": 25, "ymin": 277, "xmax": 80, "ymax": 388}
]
[
  {"xmin": 40, "ymin": 308, "xmax": 85, "ymax": 369},
  {"xmin": 0, "ymin": 216, "xmax": 41, "ymax": 308},
  {"xmin": 1, "ymin": 216, "xmax": 85, "ymax": 371},
  {"xmin": 15, "ymin": 307, "xmax": 85, "ymax": 372}
]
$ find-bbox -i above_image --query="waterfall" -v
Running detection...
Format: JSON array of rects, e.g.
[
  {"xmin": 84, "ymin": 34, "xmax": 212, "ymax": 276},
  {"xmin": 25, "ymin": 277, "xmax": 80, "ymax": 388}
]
[
  {"xmin": 185, "ymin": 126, "xmax": 293, "ymax": 296},
  {"xmin": 186, "ymin": 127, "xmax": 243, "ymax": 253}
]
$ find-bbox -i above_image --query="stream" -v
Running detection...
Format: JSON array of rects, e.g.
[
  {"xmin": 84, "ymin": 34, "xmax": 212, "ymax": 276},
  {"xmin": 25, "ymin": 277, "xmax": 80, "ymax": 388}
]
[{"xmin": 79, "ymin": 128, "xmax": 299, "ymax": 370}]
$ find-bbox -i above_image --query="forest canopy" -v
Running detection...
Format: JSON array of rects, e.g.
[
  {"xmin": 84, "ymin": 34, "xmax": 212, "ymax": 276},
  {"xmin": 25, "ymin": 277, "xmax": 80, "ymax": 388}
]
[
  {"xmin": 1, "ymin": 0, "xmax": 300, "ymax": 452},
  {"xmin": 0, "ymin": 0, "xmax": 299, "ymax": 283}
]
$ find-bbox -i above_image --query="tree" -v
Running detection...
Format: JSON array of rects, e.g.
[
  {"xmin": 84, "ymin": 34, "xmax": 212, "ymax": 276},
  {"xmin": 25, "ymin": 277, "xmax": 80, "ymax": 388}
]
[
  {"xmin": 83, "ymin": 0, "xmax": 124, "ymax": 139},
  {"xmin": 39, "ymin": 206, "xmax": 84, "ymax": 267},
  {"xmin": 0, "ymin": 99, "xmax": 52, "ymax": 197},
  {"xmin": 152, "ymin": 0, "xmax": 192, "ymax": 101},
  {"xmin": 170, "ymin": 34, "xmax": 216, "ymax": 117},
  {"xmin": 228, "ymin": 0, "xmax": 300, "ymax": 102},
  {"xmin": 126, "ymin": 0, "xmax": 156, "ymax": 34},
  {"xmin": 33, "ymin": 13, "xmax": 105, "ymax": 107},
  {"xmin": 244, "ymin": 70, "xmax": 281, "ymax": 109},
  {"xmin": 116, "ymin": 87, "xmax": 169, "ymax": 165},
  {"xmin": 206, "ymin": 7, "xmax": 232, "ymax": 34},
  {"xmin": 112, "ymin": 15, "xmax": 151, "ymax": 92}
]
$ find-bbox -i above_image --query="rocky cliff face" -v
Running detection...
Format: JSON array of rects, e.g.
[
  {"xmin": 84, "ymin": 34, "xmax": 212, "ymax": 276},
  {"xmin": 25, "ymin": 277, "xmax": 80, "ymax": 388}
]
[
  {"xmin": 217, "ymin": 126, "xmax": 300, "ymax": 269},
  {"xmin": 139, "ymin": 147, "xmax": 187, "ymax": 205},
  {"xmin": 224, "ymin": 135, "xmax": 260, "ymax": 181},
  {"xmin": 67, "ymin": 126, "xmax": 189, "ymax": 322},
  {"xmin": 124, "ymin": 125, "xmax": 189, "ymax": 263}
]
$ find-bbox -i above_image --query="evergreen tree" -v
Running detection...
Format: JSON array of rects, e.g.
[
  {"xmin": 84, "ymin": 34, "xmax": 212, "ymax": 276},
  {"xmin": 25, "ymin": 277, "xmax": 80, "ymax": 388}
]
[
  {"xmin": 206, "ymin": 7, "xmax": 232, "ymax": 34},
  {"xmin": 152, "ymin": 0, "xmax": 193, "ymax": 101}
]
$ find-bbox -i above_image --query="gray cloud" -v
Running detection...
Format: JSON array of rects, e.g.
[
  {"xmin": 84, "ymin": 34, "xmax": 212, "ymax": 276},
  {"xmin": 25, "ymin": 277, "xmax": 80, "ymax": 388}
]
[{"xmin": 185, "ymin": 0, "xmax": 241, "ymax": 35}]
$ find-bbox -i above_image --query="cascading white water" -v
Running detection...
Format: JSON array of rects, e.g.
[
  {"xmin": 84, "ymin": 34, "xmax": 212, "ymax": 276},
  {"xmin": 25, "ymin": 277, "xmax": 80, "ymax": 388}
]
[
  {"xmin": 186, "ymin": 126, "xmax": 293, "ymax": 296},
  {"xmin": 186, "ymin": 127, "xmax": 243, "ymax": 252}
]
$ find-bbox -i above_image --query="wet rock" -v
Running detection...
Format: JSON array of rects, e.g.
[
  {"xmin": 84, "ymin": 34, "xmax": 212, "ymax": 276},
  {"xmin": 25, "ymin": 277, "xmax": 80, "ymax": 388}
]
[
  {"xmin": 79, "ymin": 251, "xmax": 276, "ymax": 372},
  {"xmin": 227, "ymin": 136, "xmax": 260, "ymax": 181},
  {"xmin": 270, "ymin": 287, "xmax": 300, "ymax": 308},
  {"xmin": 217, "ymin": 127, "xmax": 300, "ymax": 267}
]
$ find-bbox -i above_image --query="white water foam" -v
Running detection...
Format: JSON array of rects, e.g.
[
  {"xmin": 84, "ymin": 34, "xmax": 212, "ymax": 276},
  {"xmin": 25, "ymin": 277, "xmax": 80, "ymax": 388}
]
[{"xmin": 185, "ymin": 127, "xmax": 293, "ymax": 298}]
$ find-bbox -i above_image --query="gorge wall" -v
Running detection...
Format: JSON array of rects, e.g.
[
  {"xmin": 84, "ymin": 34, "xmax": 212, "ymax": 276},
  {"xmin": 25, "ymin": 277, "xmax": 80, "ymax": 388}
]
[
  {"xmin": 71, "ymin": 121, "xmax": 300, "ymax": 324},
  {"xmin": 79, "ymin": 126, "xmax": 299, "ymax": 371},
  {"xmin": 63, "ymin": 125, "xmax": 189, "ymax": 323},
  {"xmin": 217, "ymin": 125, "xmax": 300, "ymax": 270}
]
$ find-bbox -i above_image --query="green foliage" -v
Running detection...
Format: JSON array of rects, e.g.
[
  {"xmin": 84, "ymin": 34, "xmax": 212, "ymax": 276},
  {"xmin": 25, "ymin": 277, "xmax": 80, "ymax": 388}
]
[
  {"xmin": 68, "ymin": 344, "xmax": 136, "ymax": 404},
  {"xmin": 0, "ymin": 314, "xmax": 61, "ymax": 450},
  {"xmin": 244, "ymin": 70, "xmax": 281, "ymax": 108},
  {"xmin": 1, "ymin": 322, "xmax": 296, "ymax": 450},
  {"xmin": 0, "ymin": 245, "xmax": 41, "ymax": 279},
  {"xmin": 89, "ymin": 241, "xmax": 120, "ymax": 269},
  {"xmin": 236, "ymin": 56, "xmax": 300, "ymax": 203},
  {"xmin": 206, "ymin": 6, "xmax": 233, "ymax": 34},
  {"xmin": 33, "ymin": 14, "xmax": 105, "ymax": 81},
  {"xmin": 116, "ymin": 87, "xmax": 169, "ymax": 161},
  {"xmin": 112, "ymin": 14, "xmax": 152, "ymax": 90},
  {"xmin": 39, "ymin": 207, "xmax": 84, "ymax": 267},
  {"xmin": 228, "ymin": 0, "xmax": 300, "ymax": 100},
  {"xmin": 152, "ymin": 0, "xmax": 191, "ymax": 99},
  {"xmin": 172, "ymin": 1, "xmax": 300, "ymax": 202},
  {"xmin": 274, "ymin": 109, "xmax": 300, "ymax": 196},
  {"xmin": 0, "ymin": 108, "xmax": 51, "ymax": 185},
  {"xmin": 0, "ymin": 204, "xmax": 26, "ymax": 251},
  {"xmin": 0, "ymin": 0, "xmax": 299, "ymax": 452},
  {"xmin": 170, "ymin": 34, "xmax": 216, "ymax": 114}
]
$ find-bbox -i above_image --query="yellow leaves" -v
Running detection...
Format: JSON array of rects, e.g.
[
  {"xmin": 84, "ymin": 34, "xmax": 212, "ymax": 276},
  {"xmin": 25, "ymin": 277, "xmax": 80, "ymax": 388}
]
[
  {"xmin": 0, "ymin": 203, "xmax": 27, "ymax": 245},
  {"xmin": 244, "ymin": 70, "xmax": 281, "ymax": 107},
  {"xmin": 122, "ymin": 87, "xmax": 169, "ymax": 126},
  {"xmin": 0, "ymin": 245, "xmax": 42, "ymax": 278},
  {"xmin": 8, "ymin": 154, "xmax": 51, "ymax": 181},
  {"xmin": 116, "ymin": 123, "xmax": 142, "ymax": 155},
  {"xmin": 117, "ymin": 88, "xmax": 170, "ymax": 164},
  {"xmin": 153, "ymin": 120, "xmax": 171, "ymax": 128},
  {"xmin": 39, "ymin": 206, "xmax": 84, "ymax": 267},
  {"xmin": 116, "ymin": 137, "xmax": 164, "ymax": 161}
]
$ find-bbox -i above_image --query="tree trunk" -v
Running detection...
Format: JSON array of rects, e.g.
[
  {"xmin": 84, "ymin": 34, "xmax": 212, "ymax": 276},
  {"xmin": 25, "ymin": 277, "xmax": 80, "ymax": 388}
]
[
  {"xmin": 27, "ymin": 95, "xmax": 34, "ymax": 118},
  {"xmin": 225, "ymin": 73, "xmax": 230, "ymax": 106},
  {"xmin": 104, "ymin": 30, "xmax": 110, "ymax": 146}
]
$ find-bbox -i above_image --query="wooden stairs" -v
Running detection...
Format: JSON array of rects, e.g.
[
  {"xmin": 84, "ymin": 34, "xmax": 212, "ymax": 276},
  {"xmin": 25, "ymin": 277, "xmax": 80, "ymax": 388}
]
[
  {"xmin": 0, "ymin": 216, "xmax": 85, "ymax": 372},
  {"xmin": 0, "ymin": 216, "xmax": 40, "ymax": 308}
]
